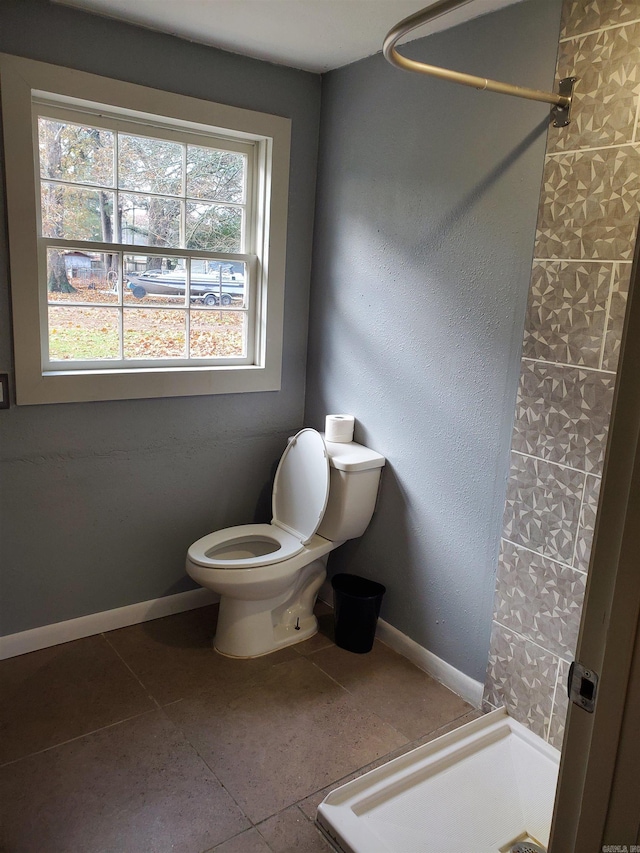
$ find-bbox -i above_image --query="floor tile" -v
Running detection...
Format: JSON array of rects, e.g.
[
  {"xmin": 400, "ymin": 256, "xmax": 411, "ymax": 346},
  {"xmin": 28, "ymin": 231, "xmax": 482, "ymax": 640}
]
[
  {"xmin": 0, "ymin": 710, "xmax": 249, "ymax": 853},
  {"xmin": 408, "ymin": 708, "xmax": 484, "ymax": 746},
  {"xmin": 106, "ymin": 605, "xmax": 298, "ymax": 705},
  {"xmin": 1, "ymin": 605, "xmax": 489, "ymax": 847},
  {"xmin": 210, "ymin": 828, "xmax": 271, "ymax": 853},
  {"xmin": 0, "ymin": 634, "xmax": 155, "ymax": 765},
  {"xmin": 307, "ymin": 640, "xmax": 471, "ymax": 740},
  {"xmin": 257, "ymin": 806, "xmax": 333, "ymax": 852},
  {"xmin": 165, "ymin": 655, "xmax": 408, "ymax": 823}
]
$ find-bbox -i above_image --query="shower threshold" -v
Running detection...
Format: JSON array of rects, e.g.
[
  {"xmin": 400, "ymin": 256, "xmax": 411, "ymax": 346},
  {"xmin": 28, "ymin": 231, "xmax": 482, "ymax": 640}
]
[{"xmin": 316, "ymin": 707, "xmax": 559, "ymax": 853}]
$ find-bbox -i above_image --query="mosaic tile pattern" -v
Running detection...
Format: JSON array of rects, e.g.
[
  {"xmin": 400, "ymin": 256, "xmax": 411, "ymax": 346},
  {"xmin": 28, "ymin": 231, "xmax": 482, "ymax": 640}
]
[
  {"xmin": 484, "ymin": 623, "xmax": 558, "ymax": 739},
  {"xmin": 535, "ymin": 146, "xmax": 640, "ymax": 261},
  {"xmin": 602, "ymin": 262, "xmax": 633, "ymax": 371},
  {"xmin": 550, "ymin": 22, "xmax": 640, "ymax": 152},
  {"xmin": 494, "ymin": 540, "xmax": 585, "ymax": 660},
  {"xmin": 548, "ymin": 659, "xmax": 571, "ymax": 749},
  {"xmin": 522, "ymin": 260, "xmax": 612, "ymax": 367},
  {"xmin": 503, "ymin": 452, "xmax": 585, "ymax": 564},
  {"xmin": 560, "ymin": 0, "xmax": 640, "ymax": 39},
  {"xmin": 512, "ymin": 361, "xmax": 615, "ymax": 475},
  {"xmin": 486, "ymin": 0, "xmax": 639, "ymax": 746},
  {"xmin": 574, "ymin": 473, "xmax": 602, "ymax": 573}
]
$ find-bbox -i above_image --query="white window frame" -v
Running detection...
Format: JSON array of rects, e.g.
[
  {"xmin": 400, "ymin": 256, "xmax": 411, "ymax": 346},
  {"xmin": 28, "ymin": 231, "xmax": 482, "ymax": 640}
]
[
  {"xmin": 0, "ymin": 54, "xmax": 291, "ymax": 404},
  {"xmin": 35, "ymin": 103, "xmax": 257, "ymax": 371}
]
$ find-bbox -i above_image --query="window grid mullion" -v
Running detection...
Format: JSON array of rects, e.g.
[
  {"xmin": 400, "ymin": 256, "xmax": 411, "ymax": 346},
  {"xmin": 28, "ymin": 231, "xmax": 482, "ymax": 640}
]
[
  {"xmin": 242, "ymin": 151, "xmax": 250, "ymax": 254},
  {"xmin": 113, "ymin": 132, "xmax": 124, "ymax": 360},
  {"xmin": 183, "ymin": 144, "xmax": 190, "ymax": 359},
  {"xmin": 34, "ymin": 114, "xmax": 44, "ymax": 238},
  {"xmin": 185, "ymin": 254, "xmax": 191, "ymax": 360},
  {"xmin": 117, "ymin": 252, "xmax": 124, "ymax": 361},
  {"xmin": 36, "ymin": 106, "xmax": 255, "ymax": 371},
  {"xmin": 39, "ymin": 236, "xmax": 252, "ymax": 263},
  {"xmin": 181, "ymin": 142, "xmax": 187, "ymax": 250},
  {"xmin": 42, "ymin": 177, "xmax": 248, "ymax": 210},
  {"xmin": 46, "ymin": 302, "xmax": 250, "ymax": 312},
  {"xmin": 114, "ymin": 130, "xmax": 120, "ymax": 242}
]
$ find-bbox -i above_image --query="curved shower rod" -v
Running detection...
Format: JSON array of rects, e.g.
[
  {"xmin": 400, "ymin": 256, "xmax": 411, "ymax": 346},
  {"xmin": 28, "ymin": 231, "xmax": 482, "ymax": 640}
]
[{"xmin": 383, "ymin": 0, "xmax": 575, "ymax": 127}]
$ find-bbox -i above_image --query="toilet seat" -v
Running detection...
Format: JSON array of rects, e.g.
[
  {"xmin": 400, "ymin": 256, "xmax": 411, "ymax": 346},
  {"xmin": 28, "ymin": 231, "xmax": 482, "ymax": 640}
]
[
  {"xmin": 188, "ymin": 523, "xmax": 306, "ymax": 569},
  {"xmin": 188, "ymin": 429, "xmax": 331, "ymax": 571}
]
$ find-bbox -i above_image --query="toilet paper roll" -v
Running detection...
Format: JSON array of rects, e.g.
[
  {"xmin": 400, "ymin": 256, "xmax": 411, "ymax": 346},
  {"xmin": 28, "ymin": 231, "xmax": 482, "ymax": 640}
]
[{"xmin": 325, "ymin": 414, "xmax": 355, "ymax": 443}]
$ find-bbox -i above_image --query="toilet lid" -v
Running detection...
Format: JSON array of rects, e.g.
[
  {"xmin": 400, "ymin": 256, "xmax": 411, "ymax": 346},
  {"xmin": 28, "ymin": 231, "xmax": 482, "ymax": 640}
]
[{"xmin": 272, "ymin": 429, "xmax": 330, "ymax": 544}]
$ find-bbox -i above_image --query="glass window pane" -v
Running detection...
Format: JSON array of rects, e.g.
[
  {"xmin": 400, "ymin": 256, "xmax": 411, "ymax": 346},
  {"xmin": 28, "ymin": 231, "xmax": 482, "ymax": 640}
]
[
  {"xmin": 119, "ymin": 194, "xmax": 181, "ymax": 247},
  {"xmin": 39, "ymin": 118, "xmax": 114, "ymax": 186},
  {"xmin": 47, "ymin": 249, "xmax": 120, "ymax": 304},
  {"xmin": 186, "ymin": 146, "xmax": 245, "ymax": 203},
  {"xmin": 41, "ymin": 183, "xmax": 115, "ymax": 242},
  {"xmin": 124, "ymin": 255, "xmax": 187, "ymax": 305},
  {"xmin": 189, "ymin": 260, "xmax": 246, "ymax": 308},
  {"xmin": 186, "ymin": 203, "xmax": 242, "ymax": 252},
  {"xmin": 123, "ymin": 308, "xmax": 186, "ymax": 359},
  {"xmin": 48, "ymin": 306, "xmax": 119, "ymax": 360},
  {"xmin": 118, "ymin": 134, "xmax": 182, "ymax": 196},
  {"xmin": 190, "ymin": 309, "xmax": 246, "ymax": 358}
]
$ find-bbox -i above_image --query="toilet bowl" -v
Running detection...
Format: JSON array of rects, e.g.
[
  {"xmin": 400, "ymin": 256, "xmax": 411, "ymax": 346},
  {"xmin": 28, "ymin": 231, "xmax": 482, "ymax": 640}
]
[{"xmin": 186, "ymin": 428, "xmax": 385, "ymax": 658}]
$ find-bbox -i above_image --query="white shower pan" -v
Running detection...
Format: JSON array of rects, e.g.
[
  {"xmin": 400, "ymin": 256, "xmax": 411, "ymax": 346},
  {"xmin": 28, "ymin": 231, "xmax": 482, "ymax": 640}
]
[{"xmin": 317, "ymin": 707, "xmax": 560, "ymax": 853}]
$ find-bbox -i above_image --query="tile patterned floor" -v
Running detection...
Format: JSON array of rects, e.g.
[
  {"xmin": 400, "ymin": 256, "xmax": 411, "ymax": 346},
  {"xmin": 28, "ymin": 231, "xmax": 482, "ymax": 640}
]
[{"xmin": 0, "ymin": 602, "xmax": 479, "ymax": 853}]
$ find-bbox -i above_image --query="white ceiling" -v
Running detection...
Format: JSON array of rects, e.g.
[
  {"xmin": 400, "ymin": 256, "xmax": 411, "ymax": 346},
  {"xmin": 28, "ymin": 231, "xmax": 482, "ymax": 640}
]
[{"xmin": 54, "ymin": 0, "xmax": 525, "ymax": 73}]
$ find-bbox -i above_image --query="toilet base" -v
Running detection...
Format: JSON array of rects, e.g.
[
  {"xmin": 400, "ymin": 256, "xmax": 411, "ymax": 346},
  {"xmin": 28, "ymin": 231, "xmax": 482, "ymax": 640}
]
[
  {"xmin": 213, "ymin": 559, "xmax": 326, "ymax": 658},
  {"xmin": 214, "ymin": 617, "xmax": 319, "ymax": 659}
]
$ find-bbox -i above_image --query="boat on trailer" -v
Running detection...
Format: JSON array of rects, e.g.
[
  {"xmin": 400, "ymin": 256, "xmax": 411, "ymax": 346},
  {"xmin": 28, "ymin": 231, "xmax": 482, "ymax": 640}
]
[{"xmin": 126, "ymin": 269, "xmax": 245, "ymax": 305}]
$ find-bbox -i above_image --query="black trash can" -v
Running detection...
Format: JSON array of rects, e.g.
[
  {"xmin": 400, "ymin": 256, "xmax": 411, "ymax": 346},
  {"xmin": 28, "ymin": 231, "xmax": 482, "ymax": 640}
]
[{"xmin": 331, "ymin": 573, "xmax": 386, "ymax": 654}]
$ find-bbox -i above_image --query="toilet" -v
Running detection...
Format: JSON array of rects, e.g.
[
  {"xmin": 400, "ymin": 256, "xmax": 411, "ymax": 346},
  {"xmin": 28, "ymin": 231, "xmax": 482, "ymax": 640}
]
[{"xmin": 186, "ymin": 428, "xmax": 385, "ymax": 658}]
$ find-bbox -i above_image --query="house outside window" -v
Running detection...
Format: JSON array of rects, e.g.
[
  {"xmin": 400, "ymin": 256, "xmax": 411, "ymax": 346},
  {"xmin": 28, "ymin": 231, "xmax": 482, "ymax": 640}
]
[{"xmin": 0, "ymin": 54, "xmax": 290, "ymax": 404}]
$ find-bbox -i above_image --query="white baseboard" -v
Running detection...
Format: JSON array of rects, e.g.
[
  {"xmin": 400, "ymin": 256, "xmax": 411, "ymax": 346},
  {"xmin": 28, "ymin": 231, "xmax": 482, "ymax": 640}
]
[
  {"xmin": 319, "ymin": 585, "xmax": 483, "ymax": 708},
  {"xmin": 4, "ymin": 585, "xmax": 484, "ymax": 708},
  {"xmin": 375, "ymin": 618, "xmax": 484, "ymax": 708},
  {"xmin": 0, "ymin": 588, "xmax": 219, "ymax": 660}
]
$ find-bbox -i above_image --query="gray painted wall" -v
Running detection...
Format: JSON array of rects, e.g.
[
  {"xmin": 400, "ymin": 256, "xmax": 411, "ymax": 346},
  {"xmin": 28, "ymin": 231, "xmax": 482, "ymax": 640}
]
[
  {"xmin": 0, "ymin": 0, "xmax": 321, "ymax": 635},
  {"xmin": 306, "ymin": 0, "xmax": 563, "ymax": 682}
]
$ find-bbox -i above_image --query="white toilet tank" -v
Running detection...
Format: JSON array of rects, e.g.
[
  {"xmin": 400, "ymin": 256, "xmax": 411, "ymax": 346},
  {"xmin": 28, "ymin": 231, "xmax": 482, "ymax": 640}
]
[{"xmin": 317, "ymin": 437, "xmax": 385, "ymax": 542}]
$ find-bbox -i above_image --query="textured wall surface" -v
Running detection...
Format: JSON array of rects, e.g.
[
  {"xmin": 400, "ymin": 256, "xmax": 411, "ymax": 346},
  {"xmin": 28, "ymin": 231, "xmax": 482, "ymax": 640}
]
[
  {"xmin": 484, "ymin": 0, "xmax": 640, "ymax": 746},
  {"xmin": 305, "ymin": 0, "xmax": 563, "ymax": 683},
  {"xmin": 0, "ymin": 0, "xmax": 321, "ymax": 635}
]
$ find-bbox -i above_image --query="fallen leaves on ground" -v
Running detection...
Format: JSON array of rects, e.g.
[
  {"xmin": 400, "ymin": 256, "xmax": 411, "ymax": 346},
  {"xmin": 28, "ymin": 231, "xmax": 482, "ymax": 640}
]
[{"xmin": 48, "ymin": 302, "xmax": 245, "ymax": 359}]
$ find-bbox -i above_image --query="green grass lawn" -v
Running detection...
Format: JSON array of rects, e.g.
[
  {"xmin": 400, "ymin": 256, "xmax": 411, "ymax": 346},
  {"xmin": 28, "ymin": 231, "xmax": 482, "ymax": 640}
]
[{"xmin": 49, "ymin": 328, "xmax": 120, "ymax": 360}]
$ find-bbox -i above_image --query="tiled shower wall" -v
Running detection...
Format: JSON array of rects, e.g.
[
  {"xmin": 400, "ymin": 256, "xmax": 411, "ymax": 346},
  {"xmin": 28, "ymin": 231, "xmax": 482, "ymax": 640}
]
[{"xmin": 483, "ymin": 0, "xmax": 640, "ymax": 748}]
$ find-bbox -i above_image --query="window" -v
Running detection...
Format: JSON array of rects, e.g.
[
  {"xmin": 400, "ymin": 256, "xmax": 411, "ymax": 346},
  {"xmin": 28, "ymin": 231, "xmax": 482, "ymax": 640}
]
[
  {"xmin": 0, "ymin": 54, "xmax": 290, "ymax": 404},
  {"xmin": 37, "ymin": 110, "xmax": 253, "ymax": 366}
]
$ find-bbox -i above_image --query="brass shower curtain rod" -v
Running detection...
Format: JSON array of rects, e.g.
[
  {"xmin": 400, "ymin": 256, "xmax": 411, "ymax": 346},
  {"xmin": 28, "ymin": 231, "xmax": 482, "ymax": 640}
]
[{"xmin": 383, "ymin": 0, "xmax": 576, "ymax": 127}]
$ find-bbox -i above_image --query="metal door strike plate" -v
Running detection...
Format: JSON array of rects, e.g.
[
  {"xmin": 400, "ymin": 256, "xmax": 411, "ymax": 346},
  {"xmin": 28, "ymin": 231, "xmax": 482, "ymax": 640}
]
[{"xmin": 568, "ymin": 661, "xmax": 599, "ymax": 713}]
